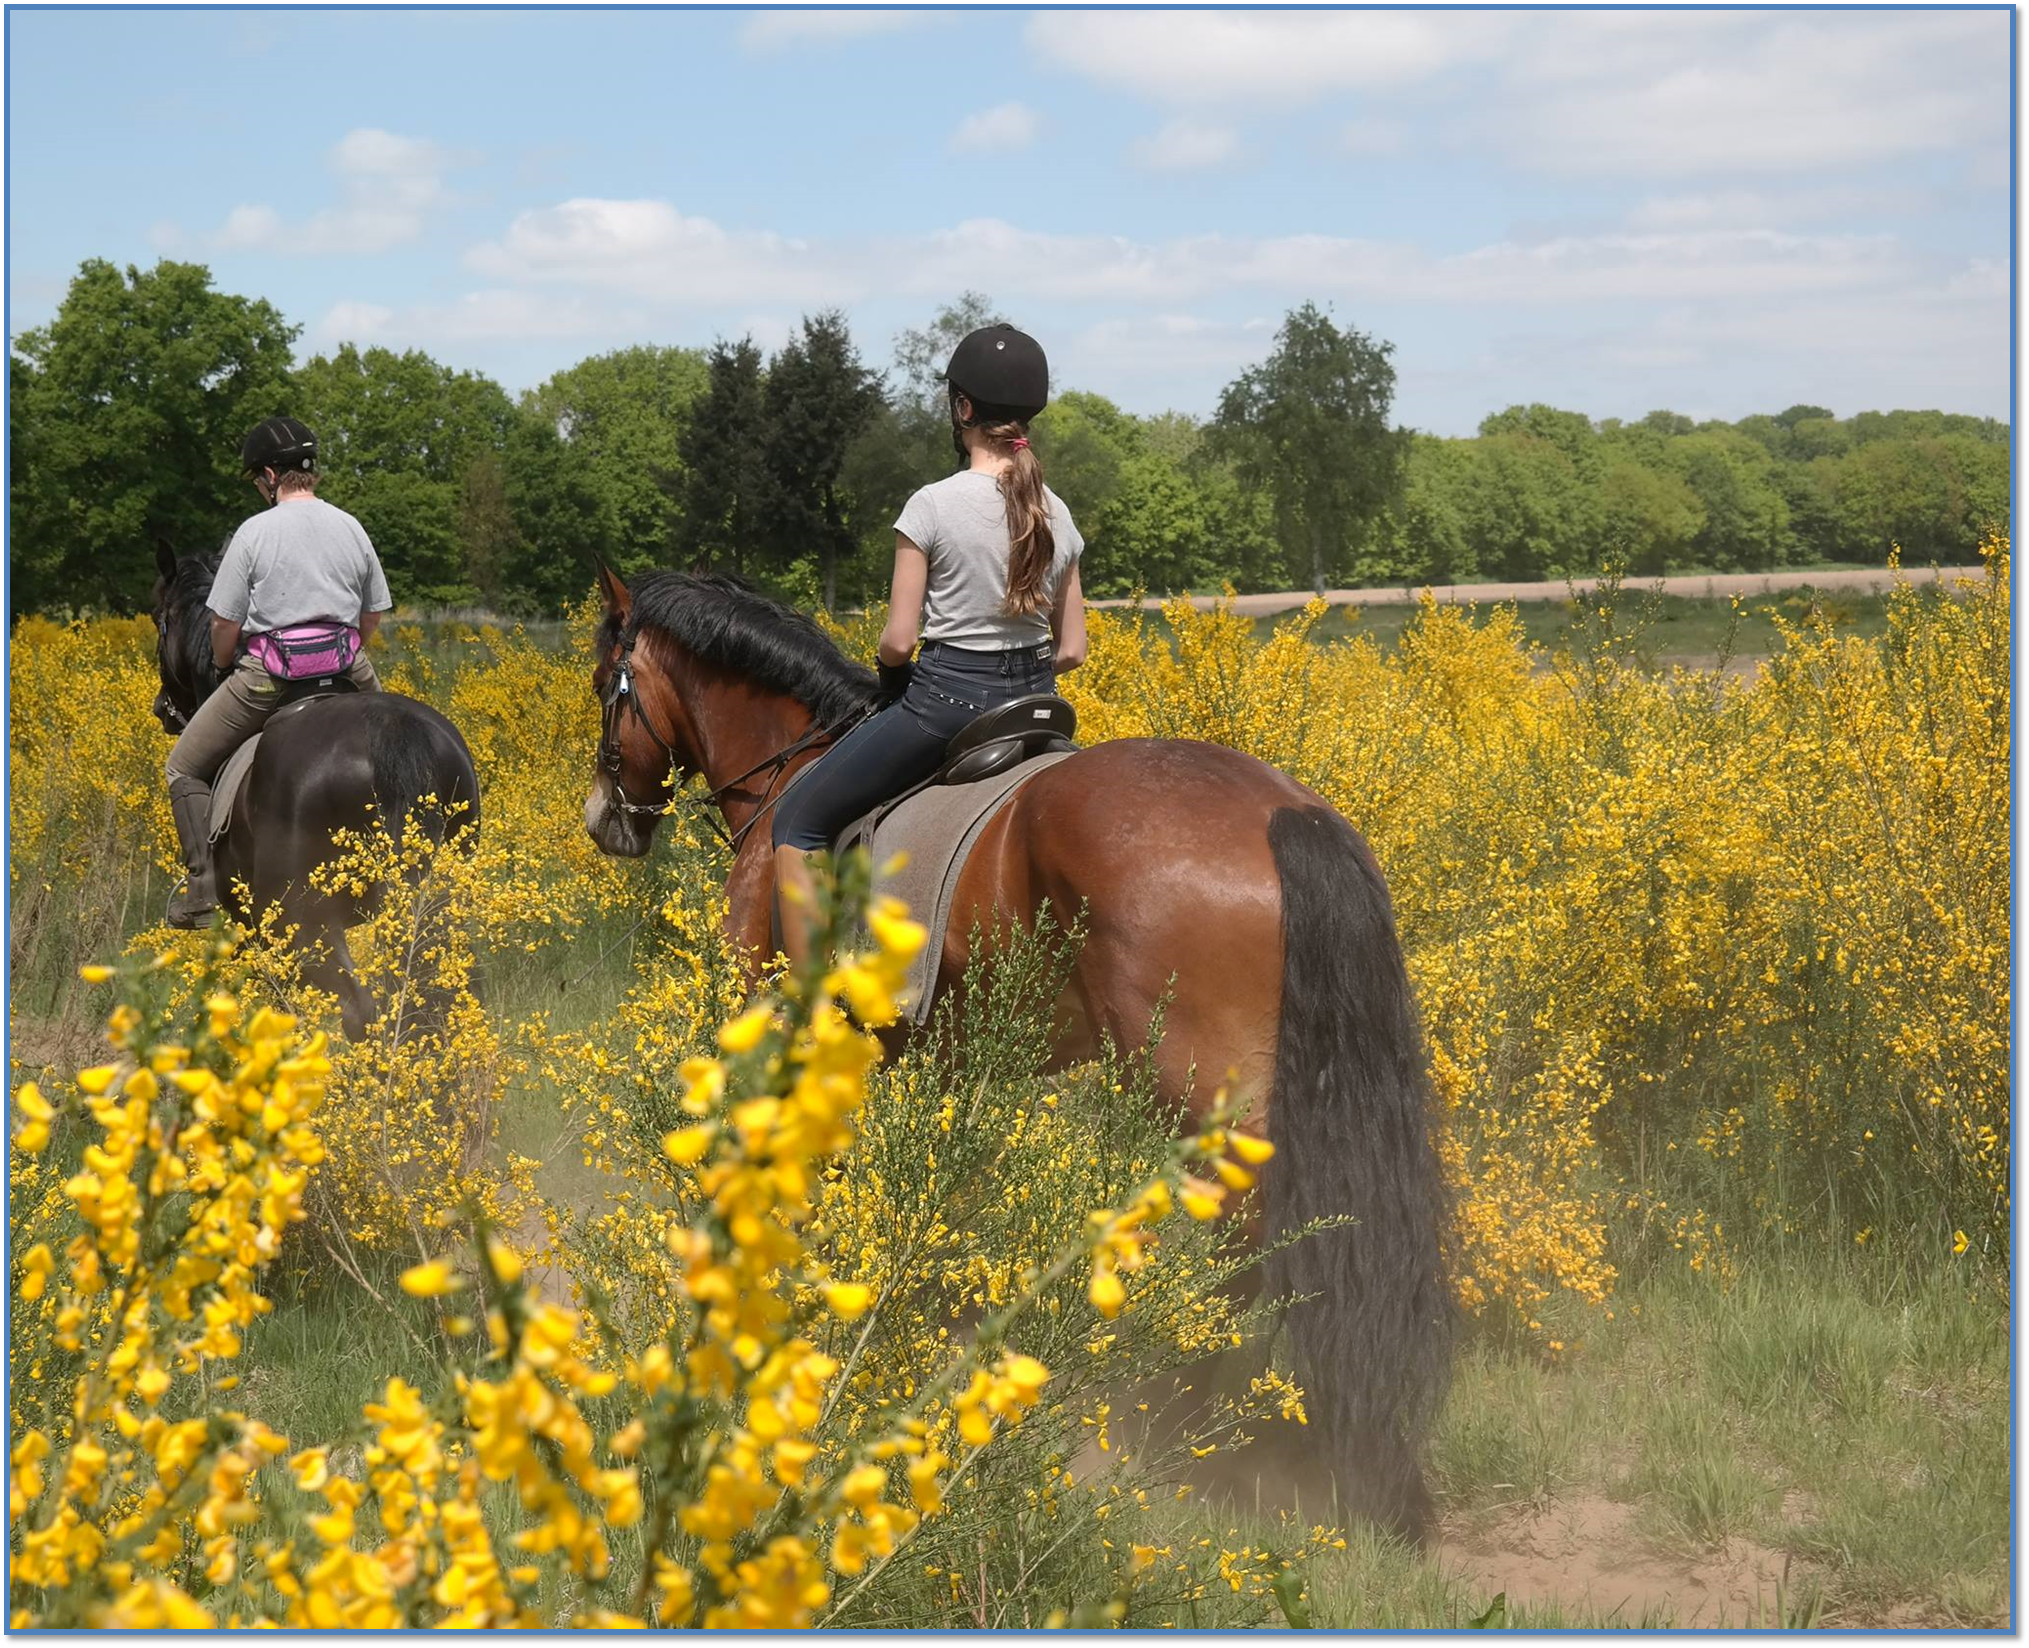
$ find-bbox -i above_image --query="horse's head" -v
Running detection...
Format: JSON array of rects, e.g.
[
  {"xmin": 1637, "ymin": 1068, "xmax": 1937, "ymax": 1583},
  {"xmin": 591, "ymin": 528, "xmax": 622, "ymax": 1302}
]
[
  {"xmin": 150, "ymin": 539, "xmax": 223, "ymax": 735},
  {"xmin": 584, "ymin": 563, "xmax": 882, "ymax": 860},
  {"xmin": 585, "ymin": 563, "xmax": 696, "ymax": 858}
]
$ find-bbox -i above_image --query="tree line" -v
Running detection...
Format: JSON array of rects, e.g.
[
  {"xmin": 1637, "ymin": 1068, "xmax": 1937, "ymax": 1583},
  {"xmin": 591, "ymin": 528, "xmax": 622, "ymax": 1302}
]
[{"xmin": 8, "ymin": 259, "xmax": 2010, "ymax": 617}]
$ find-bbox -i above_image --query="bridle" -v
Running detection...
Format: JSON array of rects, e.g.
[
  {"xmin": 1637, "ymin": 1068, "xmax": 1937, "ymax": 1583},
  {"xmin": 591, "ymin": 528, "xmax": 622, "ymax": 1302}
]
[
  {"xmin": 596, "ymin": 631, "xmax": 869, "ymax": 855},
  {"xmin": 154, "ymin": 617, "xmax": 220, "ymax": 732}
]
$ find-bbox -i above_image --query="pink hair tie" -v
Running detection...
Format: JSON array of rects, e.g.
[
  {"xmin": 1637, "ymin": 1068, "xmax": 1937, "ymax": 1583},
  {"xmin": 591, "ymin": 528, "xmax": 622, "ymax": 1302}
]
[{"xmin": 1010, "ymin": 437, "xmax": 1030, "ymax": 451}]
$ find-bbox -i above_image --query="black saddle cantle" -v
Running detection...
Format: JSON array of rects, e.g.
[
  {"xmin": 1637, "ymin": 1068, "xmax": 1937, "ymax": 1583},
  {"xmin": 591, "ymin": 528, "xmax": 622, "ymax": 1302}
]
[
  {"xmin": 273, "ymin": 675, "xmax": 363, "ymax": 711},
  {"xmin": 937, "ymin": 694, "xmax": 1077, "ymax": 785}
]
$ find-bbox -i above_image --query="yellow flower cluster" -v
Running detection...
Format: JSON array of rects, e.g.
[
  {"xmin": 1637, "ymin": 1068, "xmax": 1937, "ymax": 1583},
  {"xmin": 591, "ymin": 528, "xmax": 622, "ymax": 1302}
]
[
  {"xmin": 10, "ymin": 963, "xmax": 326, "ymax": 1626},
  {"xmin": 1049, "ymin": 544, "xmax": 2011, "ymax": 1315},
  {"xmin": 1086, "ymin": 1093, "xmax": 1276, "ymax": 1319},
  {"xmin": 16, "ymin": 872, "xmax": 1280, "ymax": 1628}
]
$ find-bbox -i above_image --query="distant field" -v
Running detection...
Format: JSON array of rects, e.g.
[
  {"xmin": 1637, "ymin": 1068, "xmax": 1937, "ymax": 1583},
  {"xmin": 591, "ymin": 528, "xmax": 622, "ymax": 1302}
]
[
  {"xmin": 1283, "ymin": 588, "xmax": 1890, "ymax": 664},
  {"xmin": 388, "ymin": 578, "xmax": 1940, "ymax": 679}
]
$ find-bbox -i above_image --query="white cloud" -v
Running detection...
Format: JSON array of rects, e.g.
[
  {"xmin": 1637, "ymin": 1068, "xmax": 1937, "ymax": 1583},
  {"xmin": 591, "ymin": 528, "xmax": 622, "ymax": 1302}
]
[
  {"xmin": 1624, "ymin": 185, "xmax": 1936, "ymax": 233},
  {"xmin": 466, "ymin": 198, "xmax": 837, "ymax": 305},
  {"xmin": 1484, "ymin": 14, "xmax": 2005, "ymax": 177},
  {"xmin": 202, "ymin": 127, "xmax": 465, "ymax": 256},
  {"xmin": 1129, "ymin": 120, "xmax": 1239, "ymax": 173},
  {"xmin": 1339, "ymin": 117, "xmax": 1406, "ymax": 159},
  {"xmin": 1027, "ymin": 10, "xmax": 1503, "ymax": 104},
  {"xmin": 1029, "ymin": 10, "xmax": 2007, "ymax": 179},
  {"xmin": 310, "ymin": 290, "xmax": 629, "ymax": 351},
  {"xmin": 1942, "ymin": 258, "xmax": 2007, "ymax": 302},
  {"xmin": 1411, "ymin": 255, "xmax": 2010, "ymax": 431},
  {"xmin": 314, "ymin": 300, "xmax": 395, "ymax": 344},
  {"xmin": 950, "ymin": 102, "xmax": 1040, "ymax": 154},
  {"xmin": 462, "ymin": 197, "xmax": 1924, "ymax": 312},
  {"xmin": 740, "ymin": 10, "xmax": 921, "ymax": 50}
]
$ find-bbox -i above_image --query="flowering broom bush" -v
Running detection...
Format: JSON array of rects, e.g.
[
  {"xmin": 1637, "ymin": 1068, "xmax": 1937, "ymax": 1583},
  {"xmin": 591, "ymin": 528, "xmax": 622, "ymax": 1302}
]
[
  {"xmin": 8, "ymin": 541, "xmax": 2009, "ymax": 1346},
  {"xmin": 9, "ymin": 863, "xmax": 1322, "ymax": 1628}
]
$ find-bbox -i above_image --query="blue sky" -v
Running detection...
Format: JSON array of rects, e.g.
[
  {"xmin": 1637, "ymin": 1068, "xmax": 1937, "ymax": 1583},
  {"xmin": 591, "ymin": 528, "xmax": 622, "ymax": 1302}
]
[{"xmin": 6, "ymin": 6, "xmax": 2013, "ymax": 435}]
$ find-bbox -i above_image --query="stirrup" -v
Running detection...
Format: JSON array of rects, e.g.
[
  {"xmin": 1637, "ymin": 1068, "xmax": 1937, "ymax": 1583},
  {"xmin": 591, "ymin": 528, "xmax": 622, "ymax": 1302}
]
[{"xmin": 166, "ymin": 880, "xmax": 220, "ymax": 933}]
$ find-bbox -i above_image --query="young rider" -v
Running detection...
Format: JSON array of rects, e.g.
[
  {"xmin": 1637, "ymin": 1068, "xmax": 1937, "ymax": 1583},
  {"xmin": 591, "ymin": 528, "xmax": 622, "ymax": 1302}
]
[{"xmin": 769, "ymin": 323, "xmax": 1088, "ymax": 967}]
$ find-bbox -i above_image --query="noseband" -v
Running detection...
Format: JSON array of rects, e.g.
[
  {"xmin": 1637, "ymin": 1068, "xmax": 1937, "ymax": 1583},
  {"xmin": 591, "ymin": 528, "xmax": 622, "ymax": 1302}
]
[{"xmin": 597, "ymin": 632, "xmax": 870, "ymax": 855}]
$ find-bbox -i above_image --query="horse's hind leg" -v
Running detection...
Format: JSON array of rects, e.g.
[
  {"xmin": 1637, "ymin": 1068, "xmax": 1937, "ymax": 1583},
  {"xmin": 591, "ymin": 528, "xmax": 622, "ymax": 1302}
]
[
  {"xmin": 324, "ymin": 929, "xmax": 376, "ymax": 1041},
  {"xmin": 279, "ymin": 894, "xmax": 376, "ymax": 1039}
]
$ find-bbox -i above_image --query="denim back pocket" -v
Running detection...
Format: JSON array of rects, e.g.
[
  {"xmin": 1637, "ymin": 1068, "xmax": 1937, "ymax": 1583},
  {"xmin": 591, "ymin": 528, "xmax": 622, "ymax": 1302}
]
[{"xmin": 906, "ymin": 660, "xmax": 995, "ymax": 741}]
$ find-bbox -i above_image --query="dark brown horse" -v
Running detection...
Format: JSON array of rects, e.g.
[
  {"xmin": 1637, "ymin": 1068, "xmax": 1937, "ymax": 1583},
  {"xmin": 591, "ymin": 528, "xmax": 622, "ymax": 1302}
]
[
  {"xmin": 584, "ymin": 566, "xmax": 1452, "ymax": 1539},
  {"xmin": 152, "ymin": 544, "xmax": 481, "ymax": 1037}
]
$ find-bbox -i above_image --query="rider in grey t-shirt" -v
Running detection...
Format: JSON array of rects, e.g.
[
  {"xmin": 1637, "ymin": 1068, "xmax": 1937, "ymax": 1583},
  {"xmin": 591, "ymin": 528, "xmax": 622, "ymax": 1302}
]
[
  {"xmin": 207, "ymin": 497, "xmax": 393, "ymax": 634},
  {"xmin": 768, "ymin": 324, "xmax": 1089, "ymax": 970},
  {"xmin": 162, "ymin": 416, "xmax": 392, "ymax": 929},
  {"xmin": 893, "ymin": 471, "xmax": 1083, "ymax": 650}
]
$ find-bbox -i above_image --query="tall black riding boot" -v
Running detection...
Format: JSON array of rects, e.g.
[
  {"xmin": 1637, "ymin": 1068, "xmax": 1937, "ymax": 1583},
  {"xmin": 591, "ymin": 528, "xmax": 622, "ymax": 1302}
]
[{"xmin": 165, "ymin": 780, "xmax": 219, "ymax": 929}]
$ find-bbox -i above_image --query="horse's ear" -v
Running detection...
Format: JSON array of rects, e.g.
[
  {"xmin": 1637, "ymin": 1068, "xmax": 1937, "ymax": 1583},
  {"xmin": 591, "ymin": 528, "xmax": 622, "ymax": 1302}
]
[
  {"xmin": 595, "ymin": 559, "xmax": 632, "ymax": 622},
  {"xmin": 154, "ymin": 537, "xmax": 178, "ymax": 585}
]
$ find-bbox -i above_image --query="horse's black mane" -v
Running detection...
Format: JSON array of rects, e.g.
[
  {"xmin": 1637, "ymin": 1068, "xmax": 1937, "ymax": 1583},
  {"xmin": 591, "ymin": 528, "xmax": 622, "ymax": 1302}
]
[
  {"xmin": 612, "ymin": 571, "xmax": 879, "ymax": 726},
  {"xmin": 159, "ymin": 546, "xmax": 225, "ymax": 700}
]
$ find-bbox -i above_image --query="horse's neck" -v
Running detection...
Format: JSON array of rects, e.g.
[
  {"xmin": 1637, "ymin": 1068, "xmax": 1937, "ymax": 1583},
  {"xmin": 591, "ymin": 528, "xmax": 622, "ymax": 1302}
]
[{"xmin": 680, "ymin": 664, "xmax": 820, "ymax": 833}]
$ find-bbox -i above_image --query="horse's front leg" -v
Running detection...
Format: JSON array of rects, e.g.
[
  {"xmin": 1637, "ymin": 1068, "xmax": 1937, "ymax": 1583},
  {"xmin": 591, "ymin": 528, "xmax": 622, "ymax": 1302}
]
[{"xmin": 720, "ymin": 838, "xmax": 777, "ymax": 993}]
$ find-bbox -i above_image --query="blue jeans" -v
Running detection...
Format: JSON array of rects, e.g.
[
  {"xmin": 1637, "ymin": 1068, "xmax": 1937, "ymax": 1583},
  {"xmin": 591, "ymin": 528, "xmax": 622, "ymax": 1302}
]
[{"xmin": 771, "ymin": 639, "xmax": 1056, "ymax": 851}]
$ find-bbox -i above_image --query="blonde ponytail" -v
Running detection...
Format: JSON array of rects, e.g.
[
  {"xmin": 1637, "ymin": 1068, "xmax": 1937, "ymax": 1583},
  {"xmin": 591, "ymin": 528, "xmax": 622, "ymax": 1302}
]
[{"xmin": 985, "ymin": 420, "xmax": 1055, "ymax": 615}]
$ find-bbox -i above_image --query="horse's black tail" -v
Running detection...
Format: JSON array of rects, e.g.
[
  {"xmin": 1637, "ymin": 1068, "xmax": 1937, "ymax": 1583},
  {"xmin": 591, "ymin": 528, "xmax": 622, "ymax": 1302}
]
[
  {"xmin": 366, "ymin": 702, "xmax": 480, "ymax": 854},
  {"xmin": 363, "ymin": 702, "xmax": 482, "ymax": 1039},
  {"xmin": 1265, "ymin": 804, "xmax": 1453, "ymax": 1544}
]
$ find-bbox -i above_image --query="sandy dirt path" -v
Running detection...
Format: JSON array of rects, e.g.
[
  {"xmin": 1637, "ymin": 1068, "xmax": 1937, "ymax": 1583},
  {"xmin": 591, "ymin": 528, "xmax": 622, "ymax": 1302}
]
[{"xmin": 1090, "ymin": 564, "xmax": 1988, "ymax": 615}]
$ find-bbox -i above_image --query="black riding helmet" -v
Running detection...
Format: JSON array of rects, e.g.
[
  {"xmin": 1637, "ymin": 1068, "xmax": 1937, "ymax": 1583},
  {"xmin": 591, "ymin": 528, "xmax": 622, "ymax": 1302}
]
[
  {"xmin": 240, "ymin": 415, "xmax": 318, "ymax": 477},
  {"xmin": 945, "ymin": 324, "xmax": 1049, "ymax": 424}
]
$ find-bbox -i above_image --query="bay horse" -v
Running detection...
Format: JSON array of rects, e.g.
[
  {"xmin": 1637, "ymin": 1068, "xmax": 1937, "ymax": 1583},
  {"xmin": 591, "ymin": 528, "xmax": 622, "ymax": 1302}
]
[
  {"xmin": 151, "ymin": 543, "xmax": 482, "ymax": 1038},
  {"xmin": 583, "ymin": 565, "xmax": 1452, "ymax": 1541}
]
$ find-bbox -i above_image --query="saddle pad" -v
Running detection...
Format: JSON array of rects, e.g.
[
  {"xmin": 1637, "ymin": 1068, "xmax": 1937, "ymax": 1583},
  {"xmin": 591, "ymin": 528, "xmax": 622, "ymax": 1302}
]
[
  {"xmin": 208, "ymin": 736, "xmax": 263, "ymax": 844},
  {"xmin": 838, "ymin": 749, "xmax": 1075, "ymax": 1027}
]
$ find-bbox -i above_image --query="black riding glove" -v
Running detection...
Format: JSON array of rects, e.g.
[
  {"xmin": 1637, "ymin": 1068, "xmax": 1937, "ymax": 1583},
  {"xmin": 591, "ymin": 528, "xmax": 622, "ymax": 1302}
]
[{"xmin": 878, "ymin": 660, "xmax": 914, "ymax": 703}]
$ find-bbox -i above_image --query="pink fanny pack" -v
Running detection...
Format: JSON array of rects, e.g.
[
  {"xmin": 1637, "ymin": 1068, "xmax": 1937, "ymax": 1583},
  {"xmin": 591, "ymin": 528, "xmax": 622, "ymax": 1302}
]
[{"xmin": 246, "ymin": 623, "xmax": 361, "ymax": 681}]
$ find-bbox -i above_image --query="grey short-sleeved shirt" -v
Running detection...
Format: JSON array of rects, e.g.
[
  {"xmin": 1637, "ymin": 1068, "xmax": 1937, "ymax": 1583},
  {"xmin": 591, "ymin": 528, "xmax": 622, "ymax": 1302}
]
[
  {"xmin": 893, "ymin": 470, "xmax": 1083, "ymax": 649},
  {"xmin": 207, "ymin": 497, "xmax": 393, "ymax": 634}
]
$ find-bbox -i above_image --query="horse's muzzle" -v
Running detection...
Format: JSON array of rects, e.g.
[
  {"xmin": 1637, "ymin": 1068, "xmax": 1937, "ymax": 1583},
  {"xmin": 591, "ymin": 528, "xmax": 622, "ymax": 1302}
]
[{"xmin": 584, "ymin": 774, "xmax": 656, "ymax": 858}]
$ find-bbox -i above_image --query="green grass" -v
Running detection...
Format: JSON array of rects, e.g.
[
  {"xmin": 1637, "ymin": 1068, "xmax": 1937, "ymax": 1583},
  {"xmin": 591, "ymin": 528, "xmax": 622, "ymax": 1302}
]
[
  {"xmin": 1172, "ymin": 1249, "xmax": 2007, "ymax": 1628},
  {"xmin": 215, "ymin": 1232, "xmax": 2007, "ymax": 1629}
]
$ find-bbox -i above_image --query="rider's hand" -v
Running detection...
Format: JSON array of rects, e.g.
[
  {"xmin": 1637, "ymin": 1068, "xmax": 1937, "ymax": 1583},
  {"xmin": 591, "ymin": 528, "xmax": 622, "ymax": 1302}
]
[{"xmin": 877, "ymin": 660, "xmax": 913, "ymax": 703}]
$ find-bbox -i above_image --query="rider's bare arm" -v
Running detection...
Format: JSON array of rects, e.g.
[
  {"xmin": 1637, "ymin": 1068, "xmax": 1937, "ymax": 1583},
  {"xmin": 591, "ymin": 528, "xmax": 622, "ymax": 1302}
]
[
  {"xmin": 210, "ymin": 616, "xmax": 242, "ymax": 671},
  {"xmin": 880, "ymin": 535, "xmax": 929, "ymax": 667},
  {"xmin": 1049, "ymin": 561, "xmax": 1087, "ymax": 674},
  {"xmin": 358, "ymin": 611, "xmax": 382, "ymax": 646}
]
